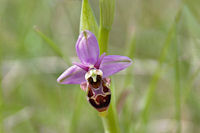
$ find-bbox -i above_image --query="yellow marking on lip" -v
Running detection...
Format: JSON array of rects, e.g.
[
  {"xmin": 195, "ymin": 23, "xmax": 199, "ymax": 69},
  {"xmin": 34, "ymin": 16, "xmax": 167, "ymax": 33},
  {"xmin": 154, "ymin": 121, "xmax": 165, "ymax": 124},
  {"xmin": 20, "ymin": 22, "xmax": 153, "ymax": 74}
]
[{"xmin": 93, "ymin": 94, "xmax": 110, "ymax": 105}]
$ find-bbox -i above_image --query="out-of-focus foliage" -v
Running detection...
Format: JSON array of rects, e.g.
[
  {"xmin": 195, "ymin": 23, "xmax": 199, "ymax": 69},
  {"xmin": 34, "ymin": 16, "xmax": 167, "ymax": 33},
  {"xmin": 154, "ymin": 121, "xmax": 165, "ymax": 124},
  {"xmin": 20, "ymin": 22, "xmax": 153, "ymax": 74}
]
[{"xmin": 1, "ymin": 0, "xmax": 200, "ymax": 133}]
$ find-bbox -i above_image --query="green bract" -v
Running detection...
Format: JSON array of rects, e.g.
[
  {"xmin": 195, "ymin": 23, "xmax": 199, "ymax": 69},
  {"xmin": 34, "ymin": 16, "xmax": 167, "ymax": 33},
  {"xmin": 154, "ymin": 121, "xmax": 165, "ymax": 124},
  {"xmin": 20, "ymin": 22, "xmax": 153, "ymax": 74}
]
[
  {"xmin": 80, "ymin": 0, "xmax": 98, "ymax": 36},
  {"xmin": 99, "ymin": 0, "xmax": 115, "ymax": 30}
]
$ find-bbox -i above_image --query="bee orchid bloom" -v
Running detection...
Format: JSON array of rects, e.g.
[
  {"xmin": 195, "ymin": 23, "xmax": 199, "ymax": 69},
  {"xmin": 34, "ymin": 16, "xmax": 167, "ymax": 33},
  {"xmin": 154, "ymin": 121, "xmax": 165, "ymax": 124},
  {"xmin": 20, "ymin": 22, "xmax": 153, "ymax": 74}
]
[{"xmin": 57, "ymin": 30, "xmax": 132, "ymax": 112}]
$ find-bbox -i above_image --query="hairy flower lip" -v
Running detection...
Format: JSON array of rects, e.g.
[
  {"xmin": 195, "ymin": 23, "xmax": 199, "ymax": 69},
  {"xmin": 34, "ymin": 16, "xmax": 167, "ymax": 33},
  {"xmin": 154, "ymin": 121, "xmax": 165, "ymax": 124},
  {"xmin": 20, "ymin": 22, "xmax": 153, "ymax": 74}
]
[{"xmin": 57, "ymin": 30, "xmax": 132, "ymax": 85}]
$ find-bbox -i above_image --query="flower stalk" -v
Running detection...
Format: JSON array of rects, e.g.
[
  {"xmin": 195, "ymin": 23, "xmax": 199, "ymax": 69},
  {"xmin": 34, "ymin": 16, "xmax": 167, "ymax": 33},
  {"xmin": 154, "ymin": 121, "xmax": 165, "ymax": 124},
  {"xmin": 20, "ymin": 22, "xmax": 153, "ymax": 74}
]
[
  {"xmin": 100, "ymin": 80, "xmax": 120, "ymax": 133},
  {"xmin": 98, "ymin": 0, "xmax": 115, "ymax": 54},
  {"xmin": 98, "ymin": 0, "xmax": 120, "ymax": 132},
  {"xmin": 98, "ymin": 27, "xmax": 110, "ymax": 55}
]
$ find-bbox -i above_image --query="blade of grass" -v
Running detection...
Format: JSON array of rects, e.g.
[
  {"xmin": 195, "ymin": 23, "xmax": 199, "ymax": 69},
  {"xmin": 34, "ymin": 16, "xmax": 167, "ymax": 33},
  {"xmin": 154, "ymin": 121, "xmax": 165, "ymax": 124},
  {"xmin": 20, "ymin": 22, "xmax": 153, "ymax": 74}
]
[
  {"xmin": 186, "ymin": 90, "xmax": 200, "ymax": 132},
  {"xmin": 123, "ymin": 34, "xmax": 136, "ymax": 133},
  {"xmin": 181, "ymin": 3, "xmax": 200, "ymax": 109},
  {"xmin": 34, "ymin": 24, "xmax": 78, "ymax": 132},
  {"xmin": 0, "ymin": 39, "xmax": 3, "ymax": 133},
  {"xmin": 124, "ymin": 34, "xmax": 136, "ymax": 87},
  {"xmin": 183, "ymin": 5, "xmax": 200, "ymax": 39},
  {"xmin": 133, "ymin": 9, "xmax": 182, "ymax": 133},
  {"xmin": 33, "ymin": 26, "xmax": 71, "ymax": 65},
  {"xmin": 173, "ymin": 23, "xmax": 181, "ymax": 133},
  {"xmin": 69, "ymin": 90, "xmax": 85, "ymax": 133},
  {"xmin": 183, "ymin": 65, "xmax": 200, "ymax": 102}
]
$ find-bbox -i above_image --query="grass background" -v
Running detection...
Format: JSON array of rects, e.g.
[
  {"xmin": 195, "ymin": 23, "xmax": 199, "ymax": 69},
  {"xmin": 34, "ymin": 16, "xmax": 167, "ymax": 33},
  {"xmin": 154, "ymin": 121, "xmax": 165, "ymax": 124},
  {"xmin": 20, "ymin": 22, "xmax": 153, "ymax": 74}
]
[{"xmin": 1, "ymin": 0, "xmax": 200, "ymax": 133}]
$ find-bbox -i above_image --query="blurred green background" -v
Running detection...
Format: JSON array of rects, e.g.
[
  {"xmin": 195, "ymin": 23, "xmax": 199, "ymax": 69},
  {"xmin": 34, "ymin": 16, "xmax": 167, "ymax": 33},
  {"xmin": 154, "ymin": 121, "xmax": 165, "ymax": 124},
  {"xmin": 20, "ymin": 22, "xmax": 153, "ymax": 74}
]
[{"xmin": 1, "ymin": 0, "xmax": 200, "ymax": 133}]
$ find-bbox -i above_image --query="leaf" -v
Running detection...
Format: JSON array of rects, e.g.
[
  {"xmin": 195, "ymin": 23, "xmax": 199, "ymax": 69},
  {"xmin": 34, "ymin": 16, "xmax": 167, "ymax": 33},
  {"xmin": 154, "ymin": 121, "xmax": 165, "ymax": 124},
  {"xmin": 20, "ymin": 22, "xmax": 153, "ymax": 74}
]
[
  {"xmin": 99, "ymin": 0, "xmax": 115, "ymax": 30},
  {"xmin": 183, "ymin": 5, "xmax": 200, "ymax": 39},
  {"xmin": 98, "ymin": 0, "xmax": 115, "ymax": 54},
  {"xmin": 80, "ymin": 0, "xmax": 98, "ymax": 37},
  {"xmin": 34, "ymin": 26, "xmax": 71, "ymax": 65}
]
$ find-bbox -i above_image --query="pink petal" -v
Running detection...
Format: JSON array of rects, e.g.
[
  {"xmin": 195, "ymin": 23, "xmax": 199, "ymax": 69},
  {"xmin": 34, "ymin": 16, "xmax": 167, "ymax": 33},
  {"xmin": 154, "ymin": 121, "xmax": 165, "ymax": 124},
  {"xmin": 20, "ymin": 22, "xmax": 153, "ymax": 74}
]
[
  {"xmin": 76, "ymin": 30, "xmax": 100, "ymax": 65},
  {"xmin": 103, "ymin": 77, "xmax": 111, "ymax": 86},
  {"xmin": 99, "ymin": 55, "xmax": 132, "ymax": 78},
  {"xmin": 73, "ymin": 62, "xmax": 89, "ymax": 71},
  {"xmin": 94, "ymin": 53, "xmax": 106, "ymax": 69},
  {"xmin": 57, "ymin": 65, "xmax": 86, "ymax": 84},
  {"xmin": 80, "ymin": 82, "xmax": 87, "ymax": 91}
]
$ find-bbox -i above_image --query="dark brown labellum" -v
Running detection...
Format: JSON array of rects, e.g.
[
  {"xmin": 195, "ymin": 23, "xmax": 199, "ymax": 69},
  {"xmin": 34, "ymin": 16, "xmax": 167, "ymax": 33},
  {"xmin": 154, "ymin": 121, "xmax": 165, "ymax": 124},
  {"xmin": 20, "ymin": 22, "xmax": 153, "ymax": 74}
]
[{"xmin": 86, "ymin": 75, "xmax": 111, "ymax": 112}]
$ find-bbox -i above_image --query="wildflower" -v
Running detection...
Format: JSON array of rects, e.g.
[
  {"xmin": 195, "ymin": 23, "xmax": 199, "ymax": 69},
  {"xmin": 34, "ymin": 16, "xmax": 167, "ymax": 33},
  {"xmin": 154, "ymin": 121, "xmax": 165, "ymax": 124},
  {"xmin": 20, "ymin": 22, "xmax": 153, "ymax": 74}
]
[{"xmin": 57, "ymin": 30, "xmax": 132, "ymax": 112}]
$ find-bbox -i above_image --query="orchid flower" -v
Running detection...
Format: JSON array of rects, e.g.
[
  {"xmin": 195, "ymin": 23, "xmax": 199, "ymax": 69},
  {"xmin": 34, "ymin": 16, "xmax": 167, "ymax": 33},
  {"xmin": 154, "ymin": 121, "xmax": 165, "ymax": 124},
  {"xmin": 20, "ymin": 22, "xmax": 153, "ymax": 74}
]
[{"xmin": 57, "ymin": 30, "xmax": 132, "ymax": 112}]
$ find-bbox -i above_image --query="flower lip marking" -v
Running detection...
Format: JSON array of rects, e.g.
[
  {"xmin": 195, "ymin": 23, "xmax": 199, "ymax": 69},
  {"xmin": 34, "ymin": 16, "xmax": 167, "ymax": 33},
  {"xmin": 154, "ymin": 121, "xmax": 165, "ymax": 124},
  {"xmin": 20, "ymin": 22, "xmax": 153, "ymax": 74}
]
[
  {"xmin": 86, "ymin": 74, "xmax": 111, "ymax": 112},
  {"xmin": 57, "ymin": 30, "xmax": 132, "ymax": 112}
]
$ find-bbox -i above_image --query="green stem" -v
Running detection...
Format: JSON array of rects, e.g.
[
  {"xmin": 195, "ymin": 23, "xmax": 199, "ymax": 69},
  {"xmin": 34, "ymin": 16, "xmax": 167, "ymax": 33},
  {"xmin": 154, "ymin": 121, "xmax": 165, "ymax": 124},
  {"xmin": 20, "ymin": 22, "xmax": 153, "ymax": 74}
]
[
  {"xmin": 97, "ymin": 0, "xmax": 119, "ymax": 132},
  {"xmin": 98, "ymin": 17, "xmax": 120, "ymax": 133},
  {"xmin": 98, "ymin": 25, "xmax": 120, "ymax": 133},
  {"xmin": 101, "ymin": 79, "xmax": 120, "ymax": 133},
  {"xmin": 98, "ymin": 27, "xmax": 110, "ymax": 55},
  {"xmin": 134, "ymin": 9, "xmax": 182, "ymax": 132}
]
